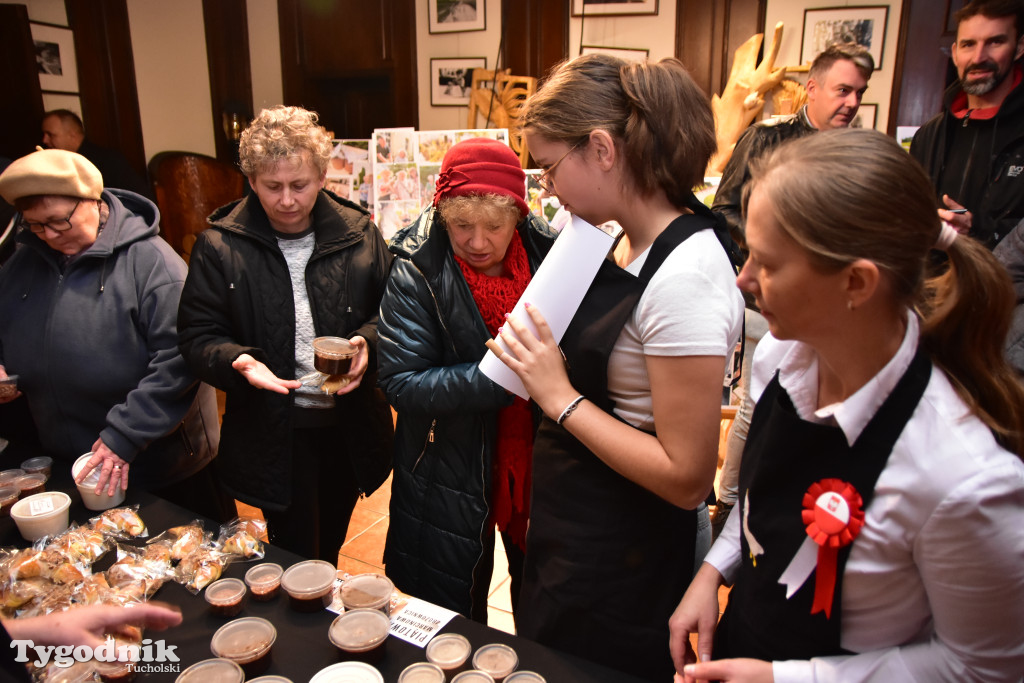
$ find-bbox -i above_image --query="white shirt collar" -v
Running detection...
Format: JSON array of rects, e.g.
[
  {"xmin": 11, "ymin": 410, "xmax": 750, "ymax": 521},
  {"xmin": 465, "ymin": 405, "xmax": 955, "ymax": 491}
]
[{"xmin": 775, "ymin": 313, "xmax": 920, "ymax": 446}]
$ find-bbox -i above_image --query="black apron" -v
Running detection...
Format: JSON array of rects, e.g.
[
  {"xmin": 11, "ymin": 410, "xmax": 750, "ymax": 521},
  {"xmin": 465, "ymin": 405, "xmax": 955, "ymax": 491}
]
[
  {"xmin": 715, "ymin": 347, "xmax": 932, "ymax": 660},
  {"xmin": 517, "ymin": 212, "xmax": 718, "ymax": 682}
]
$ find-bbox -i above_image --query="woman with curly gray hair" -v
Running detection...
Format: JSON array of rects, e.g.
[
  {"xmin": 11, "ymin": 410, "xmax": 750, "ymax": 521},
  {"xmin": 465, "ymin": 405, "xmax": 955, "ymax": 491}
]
[{"xmin": 178, "ymin": 105, "xmax": 394, "ymax": 560}]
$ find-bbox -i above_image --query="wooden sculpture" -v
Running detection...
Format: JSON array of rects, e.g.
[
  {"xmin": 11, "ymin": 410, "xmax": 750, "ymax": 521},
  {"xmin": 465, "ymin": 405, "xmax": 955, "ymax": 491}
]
[
  {"xmin": 708, "ymin": 22, "xmax": 787, "ymax": 176},
  {"xmin": 467, "ymin": 69, "xmax": 538, "ymax": 168}
]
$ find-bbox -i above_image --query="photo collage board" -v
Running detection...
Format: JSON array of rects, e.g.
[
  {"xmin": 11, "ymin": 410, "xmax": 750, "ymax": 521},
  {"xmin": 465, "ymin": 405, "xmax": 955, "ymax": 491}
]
[{"xmin": 326, "ymin": 128, "xmax": 566, "ymax": 240}]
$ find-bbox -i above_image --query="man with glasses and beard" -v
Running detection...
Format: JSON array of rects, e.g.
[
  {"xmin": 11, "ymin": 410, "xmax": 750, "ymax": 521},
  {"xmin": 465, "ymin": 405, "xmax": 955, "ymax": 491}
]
[{"xmin": 911, "ymin": 0, "xmax": 1024, "ymax": 249}]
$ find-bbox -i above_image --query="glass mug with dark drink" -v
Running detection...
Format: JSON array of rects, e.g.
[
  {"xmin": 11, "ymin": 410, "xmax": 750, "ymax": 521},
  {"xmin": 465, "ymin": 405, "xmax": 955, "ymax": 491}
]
[{"xmin": 299, "ymin": 336, "xmax": 357, "ymax": 392}]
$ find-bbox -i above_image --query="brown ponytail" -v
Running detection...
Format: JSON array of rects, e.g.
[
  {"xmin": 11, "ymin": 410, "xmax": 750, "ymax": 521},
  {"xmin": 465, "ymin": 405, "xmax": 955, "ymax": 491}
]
[{"xmin": 920, "ymin": 236, "xmax": 1024, "ymax": 455}]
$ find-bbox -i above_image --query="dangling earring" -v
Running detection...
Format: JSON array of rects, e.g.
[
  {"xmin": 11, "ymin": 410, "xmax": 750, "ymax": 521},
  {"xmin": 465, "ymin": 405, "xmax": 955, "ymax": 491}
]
[{"xmin": 847, "ymin": 300, "xmax": 854, "ymax": 312}]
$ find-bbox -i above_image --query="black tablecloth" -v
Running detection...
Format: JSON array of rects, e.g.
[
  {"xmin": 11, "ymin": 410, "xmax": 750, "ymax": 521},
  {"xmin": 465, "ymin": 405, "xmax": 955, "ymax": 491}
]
[{"xmin": 0, "ymin": 482, "xmax": 652, "ymax": 682}]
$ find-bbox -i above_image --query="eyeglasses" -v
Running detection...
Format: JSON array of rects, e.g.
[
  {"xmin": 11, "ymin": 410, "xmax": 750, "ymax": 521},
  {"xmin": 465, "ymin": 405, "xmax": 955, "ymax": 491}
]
[
  {"xmin": 536, "ymin": 141, "xmax": 584, "ymax": 195},
  {"xmin": 19, "ymin": 200, "xmax": 83, "ymax": 234}
]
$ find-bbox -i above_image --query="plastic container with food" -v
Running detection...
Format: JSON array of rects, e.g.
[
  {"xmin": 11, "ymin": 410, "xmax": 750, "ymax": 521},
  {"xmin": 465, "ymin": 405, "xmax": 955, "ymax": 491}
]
[
  {"xmin": 0, "ymin": 375, "xmax": 18, "ymax": 400},
  {"xmin": 245, "ymin": 562, "xmax": 283, "ymax": 601},
  {"xmin": 72, "ymin": 453, "xmax": 127, "ymax": 510},
  {"xmin": 472, "ymin": 643, "xmax": 519, "ymax": 682},
  {"xmin": 14, "ymin": 473, "xmax": 47, "ymax": 498},
  {"xmin": 92, "ymin": 658, "xmax": 135, "ymax": 683},
  {"xmin": 205, "ymin": 577, "xmax": 247, "ymax": 617},
  {"xmin": 247, "ymin": 677, "xmax": 294, "ymax": 683},
  {"xmin": 209, "ymin": 617, "xmax": 276, "ymax": 678},
  {"xmin": 308, "ymin": 662, "xmax": 385, "ymax": 683},
  {"xmin": 504, "ymin": 673, "xmax": 546, "ymax": 683},
  {"xmin": 11, "ymin": 491, "xmax": 71, "ymax": 541},
  {"xmin": 426, "ymin": 632, "xmax": 472, "ymax": 674},
  {"xmin": 398, "ymin": 662, "xmax": 446, "ymax": 683},
  {"xmin": 174, "ymin": 657, "xmax": 245, "ymax": 683},
  {"xmin": 0, "ymin": 486, "xmax": 19, "ymax": 517},
  {"xmin": 450, "ymin": 672, "xmax": 496, "ymax": 683},
  {"xmin": 340, "ymin": 572, "xmax": 394, "ymax": 614},
  {"xmin": 327, "ymin": 608, "xmax": 391, "ymax": 663},
  {"xmin": 281, "ymin": 559, "xmax": 336, "ymax": 612},
  {"xmin": 21, "ymin": 456, "xmax": 52, "ymax": 477},
  {"xmin": 0, "ymin": 468, "xmax": 26, "ymax": 487}
]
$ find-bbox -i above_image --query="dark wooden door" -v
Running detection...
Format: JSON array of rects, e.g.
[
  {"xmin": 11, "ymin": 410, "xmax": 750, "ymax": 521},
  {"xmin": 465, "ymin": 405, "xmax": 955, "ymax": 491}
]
[
  {"xmin": 0, "ymin": 3, "xmax": 45, "ymax": 162},
  {"xmin": 888, "ymin": 0, "xmax": 968, "ymax": 132},
  {"xmin": 677, "ymin": 0, "xmax": 767, "ymax": 98},
  {"xmin": 278, "ymin": 0, "xmax": 418, "ymax": 139}
]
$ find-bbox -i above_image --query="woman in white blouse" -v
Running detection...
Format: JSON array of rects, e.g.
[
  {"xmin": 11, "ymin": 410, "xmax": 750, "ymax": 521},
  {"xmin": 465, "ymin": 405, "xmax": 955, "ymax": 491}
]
[{"xmin": 669, "ymin": 128, "xmax": 1024, "ymax": 682}]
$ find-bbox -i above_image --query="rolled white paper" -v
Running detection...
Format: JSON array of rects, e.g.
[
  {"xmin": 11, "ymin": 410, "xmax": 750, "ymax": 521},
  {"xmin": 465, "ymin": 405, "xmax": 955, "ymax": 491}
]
[{"xmin": 480, "ymin": 214, "xmax": 615, "ymax": 399}]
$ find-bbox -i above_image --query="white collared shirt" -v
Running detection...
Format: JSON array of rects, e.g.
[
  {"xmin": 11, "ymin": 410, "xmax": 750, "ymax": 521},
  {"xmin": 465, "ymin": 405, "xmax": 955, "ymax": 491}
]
[{"xmin": 706, "ymin": 314, "xmax": 1024, "ymax": 682}]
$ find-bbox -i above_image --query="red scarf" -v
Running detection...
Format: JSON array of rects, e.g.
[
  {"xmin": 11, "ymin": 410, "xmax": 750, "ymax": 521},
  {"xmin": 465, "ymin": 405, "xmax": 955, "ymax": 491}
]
[{"xmin": 454, "ymin": 230, "xmax": 533, "ymax": 550}]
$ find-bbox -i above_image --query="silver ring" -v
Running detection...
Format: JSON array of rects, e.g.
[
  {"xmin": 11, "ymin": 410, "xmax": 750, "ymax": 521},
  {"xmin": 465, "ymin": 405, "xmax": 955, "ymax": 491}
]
[{"xmin": 113, "ymin": 465, "xmax": 121, "ymax": 470}]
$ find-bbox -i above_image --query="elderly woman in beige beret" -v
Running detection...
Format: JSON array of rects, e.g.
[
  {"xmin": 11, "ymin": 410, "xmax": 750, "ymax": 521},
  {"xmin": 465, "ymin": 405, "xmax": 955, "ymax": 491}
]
[{"xmin": 0, "ymin": 149, "xmax": 224, "ymax": 518}]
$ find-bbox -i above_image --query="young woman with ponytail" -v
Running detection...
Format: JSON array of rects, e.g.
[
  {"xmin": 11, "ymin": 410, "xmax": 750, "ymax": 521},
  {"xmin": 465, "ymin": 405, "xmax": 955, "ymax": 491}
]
[
  {"xmin": 670, "ymin": 128, "xmax": 1024, "ymax": 682},
  {"xmin": 492, "ymin": 54, "xmax": 744, "ymax": 680}
]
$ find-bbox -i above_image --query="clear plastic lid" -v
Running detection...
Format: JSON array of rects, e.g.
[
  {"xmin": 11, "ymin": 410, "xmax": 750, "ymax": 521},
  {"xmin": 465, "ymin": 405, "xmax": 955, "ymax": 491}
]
[
  {"xmin": 308, "ymin": 661, "xmax": 385, "ymax": 683},
  {"xmin": 210, "ymin": 617, "xmax": 276, "ymax": 663},
  {"xmin": 505, "ymin": 673, "xmax": 546, "ymax": 683},
  {"xmin": 247, "ymin": 677, "xmax": 294, "ymax": 683},
  {"xmin": 328, "ymin": 608, "xmax": 391, "ymax": 652},
  {"xmin": 175, "ymin": 657, "xmax": 245, "ymax": 683},
  {"xmin": 20, "ymin": 456, "xmax": 52, "ymax": 473},
  {"xmin": 312, "ymin": 336, "xmax": 356, "ymax": 357},
  {"xmin": 472, "ymin": 643, "xmax": 519, "ymax": 678},
  {"xmin": 451, "ymin": 672, "xmax": 496, "ymax": 683},
  {"xmin": 205, "ymin": 578, "xmax": 247, "ymax": 605},
  {"xmin": 72, "ymin": 454, "xmax": 102, "ymax": 487},
  {"xmin": 340, "ymin": 573, "xmax": 393, "ymax": 610},
  {"xmin": 398, "ymin": 662, "xmax": 445, "ymax": 683},
  {"xmin": 0, "ymin": 486, "xmax": 19, "ymax": 503},
  {"xmin": 281, "ymin": 559, "xmax": 336, "ymax": 596},
  {"xmin": 0, "ymin": 469, "xmax": 25, "ymax": 486},
  {"xmin": 245, "ymin": 562, "xmax": 283, "ymax": 588},
  {"xmin": 425, "ymin": 632, "xmax": 471, "ymax": 668}
]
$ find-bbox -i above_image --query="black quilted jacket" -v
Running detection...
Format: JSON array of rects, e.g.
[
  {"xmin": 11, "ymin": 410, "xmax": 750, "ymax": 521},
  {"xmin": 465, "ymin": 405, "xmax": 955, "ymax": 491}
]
[
  {"xmin": 178, "ymin": 190, "xmax": 394, "ymax": 511},
  {"xmin": 378, "ymin": 207, "xmax": 556, "ymax": 616}
]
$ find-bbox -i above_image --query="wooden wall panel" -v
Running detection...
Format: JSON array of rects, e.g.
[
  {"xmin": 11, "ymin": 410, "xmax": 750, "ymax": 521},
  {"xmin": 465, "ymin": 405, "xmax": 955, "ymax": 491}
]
[
  {"xmin": 277, "ymin": 0, "xmax": 418, "ymax": 138},
  {"xmin": 677, "ymin": 0, "xmax": 766, "ymax": 98},
  {"xmin": 0, "ymin": 4, "xmax": 44, "ymax": 161},
  {"xmin": 65, "ymin": 0, "xmax": 146, "ymax": 179},
  {"xmin": 504, "ymin": 0, "xmax": 570, "ymax": 80},
  {"xmin": 888, "ymin": 0, "xmax": 967, "ymax": 132},
  {"xmin": 203, "ymin": 0, "xmax": 254, "ymax": 164}
]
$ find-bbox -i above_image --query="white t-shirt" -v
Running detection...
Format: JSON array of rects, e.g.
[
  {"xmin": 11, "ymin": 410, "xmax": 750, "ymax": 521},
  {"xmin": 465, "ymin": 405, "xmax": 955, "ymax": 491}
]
[{"xmin": 608, "ymin": 228, "xmax": 744, "ymax": 429}]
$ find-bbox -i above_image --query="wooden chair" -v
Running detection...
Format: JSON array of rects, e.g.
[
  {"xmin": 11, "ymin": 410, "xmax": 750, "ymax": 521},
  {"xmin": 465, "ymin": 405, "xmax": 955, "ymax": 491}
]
[
  {"xmin": 467, "ymin": 69, "xmax": 538, "ymax": 168},
  {"xmin": 148, "ymin": 152, "xmax": 246, "ymax": 262}
]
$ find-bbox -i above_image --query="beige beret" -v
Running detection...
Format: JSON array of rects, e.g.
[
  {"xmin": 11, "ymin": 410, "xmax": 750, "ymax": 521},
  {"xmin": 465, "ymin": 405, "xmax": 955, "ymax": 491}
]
[{"xmin": 0, "ymin": 147, "xmax": 103, "ymax": 204}]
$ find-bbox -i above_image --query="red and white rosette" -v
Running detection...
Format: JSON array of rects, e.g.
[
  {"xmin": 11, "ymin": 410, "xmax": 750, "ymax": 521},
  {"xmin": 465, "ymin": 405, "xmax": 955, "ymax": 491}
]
[{"xmin": 800, "ymin": 478, "xmax": 865, "ymax": 618}]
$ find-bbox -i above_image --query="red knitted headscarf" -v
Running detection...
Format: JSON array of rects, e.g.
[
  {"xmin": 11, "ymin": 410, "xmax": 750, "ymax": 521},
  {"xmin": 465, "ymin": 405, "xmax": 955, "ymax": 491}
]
[{"xmin": 453, "ymin": 229, "xmax": 534, "ymax": 550}]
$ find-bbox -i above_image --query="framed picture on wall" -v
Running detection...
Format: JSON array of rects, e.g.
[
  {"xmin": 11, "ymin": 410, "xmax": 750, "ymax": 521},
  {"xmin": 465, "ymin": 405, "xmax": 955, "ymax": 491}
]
[
  {"xmin": 30, "ymin": 22, "xmax": 79, "ymax": 93},
  {"xmin": 572, "ymin": 0, "xmax": 658, "ymax": 16},
  {"xmin": 851, "ymin": 103, "xmax": 878, "ymax": 130},
  {"xmin": 800, "ymin": 6, "xmax": 888, "ymax": 68},
  {"xmin": 430, "ymin": 57, "xmax": 486, "ymax": 107},
  {"xmin": 581, "ymin": 45, "xmax": 650, "ymax": 62},
  {"xmin": 428, "ymin": 0, "xmax": 486, "ymax": 34}
]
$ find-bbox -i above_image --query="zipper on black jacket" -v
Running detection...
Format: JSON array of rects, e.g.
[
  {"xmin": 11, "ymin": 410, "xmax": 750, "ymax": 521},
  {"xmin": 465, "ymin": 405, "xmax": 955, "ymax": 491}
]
[{"xmin": 411, "ymin": 419, "xmax": 436, "ymax": 473}]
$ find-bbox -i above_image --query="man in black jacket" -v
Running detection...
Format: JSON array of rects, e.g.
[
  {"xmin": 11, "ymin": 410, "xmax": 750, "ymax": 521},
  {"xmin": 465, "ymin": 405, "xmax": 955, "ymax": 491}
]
[
  {"xmin": 712, "ymin": 42, "xmax": 873, "ymax": 246},
  {"xmin": 910, "ymin": 0, "xmax": 1024, "ymax": 249}
]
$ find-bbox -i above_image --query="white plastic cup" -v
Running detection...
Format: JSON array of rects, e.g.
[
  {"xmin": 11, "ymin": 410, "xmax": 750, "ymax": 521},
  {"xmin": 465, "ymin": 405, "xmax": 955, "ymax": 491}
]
[
  {"xmin": 10, "ymin": 491, "xmax": 71, "ymax": 541},
  {"xmin": 72, "ymin": 453, "xmax": 127, "ymax": 510}
]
